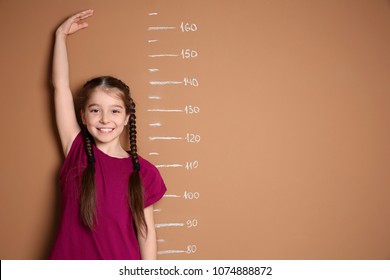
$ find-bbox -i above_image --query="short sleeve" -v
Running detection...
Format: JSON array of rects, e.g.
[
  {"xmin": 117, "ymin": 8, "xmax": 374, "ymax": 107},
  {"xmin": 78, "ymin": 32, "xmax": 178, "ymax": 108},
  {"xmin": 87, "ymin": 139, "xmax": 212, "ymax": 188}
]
[
  {"xmin": 139, "ymin": 157, "xmax": 167, "ymax": 208},
  {"xmin": 59, "ymin": 132, "xmax": 85, "ymax": 180}
]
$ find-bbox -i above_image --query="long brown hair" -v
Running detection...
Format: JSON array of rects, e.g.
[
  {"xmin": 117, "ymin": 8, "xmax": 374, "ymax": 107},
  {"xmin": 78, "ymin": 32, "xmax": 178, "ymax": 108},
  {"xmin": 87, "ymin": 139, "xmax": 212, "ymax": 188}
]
[{"xmin": 76, "ymin": 76, "xmax": 147, "ymax": 235}]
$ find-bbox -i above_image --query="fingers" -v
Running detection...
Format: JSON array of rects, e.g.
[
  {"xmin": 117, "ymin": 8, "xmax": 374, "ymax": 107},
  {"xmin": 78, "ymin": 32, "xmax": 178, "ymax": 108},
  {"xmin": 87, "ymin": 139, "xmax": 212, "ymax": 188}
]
[
  {"xmin": 71, "ymin": 9, "xmax": 94, "ymax": 22},
  {"xmin": 56, "ymin": 9, "xmax": 94, "ymax": 36},
  {"xmin": 77, "ymin": 22, "xmax": 89, "ymax": 30},
  {"xmin": 65, "ymin": 9, "xmax": 93, "ymax": 34}
]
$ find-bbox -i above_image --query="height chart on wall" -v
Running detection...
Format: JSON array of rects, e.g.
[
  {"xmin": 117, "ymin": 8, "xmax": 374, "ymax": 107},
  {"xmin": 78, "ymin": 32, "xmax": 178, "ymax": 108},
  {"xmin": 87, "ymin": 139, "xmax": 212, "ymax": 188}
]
[{"xmin": 140, "ymin": 3, "xmax": 204, "ymax": 259}]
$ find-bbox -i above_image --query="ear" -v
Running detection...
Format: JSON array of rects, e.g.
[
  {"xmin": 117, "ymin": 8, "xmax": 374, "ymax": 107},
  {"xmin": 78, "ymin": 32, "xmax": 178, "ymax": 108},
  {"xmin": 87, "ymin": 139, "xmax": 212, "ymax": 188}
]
[{"xmin": 125, "ymin": 114, "xmax": 130, "ymax": 126}]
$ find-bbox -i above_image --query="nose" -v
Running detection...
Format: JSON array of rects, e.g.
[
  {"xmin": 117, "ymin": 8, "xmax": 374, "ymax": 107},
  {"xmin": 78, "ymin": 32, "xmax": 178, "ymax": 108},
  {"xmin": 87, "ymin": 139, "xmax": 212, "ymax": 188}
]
[{"xmin": 99, "ymin": 112, "xmax": 109, "ymax": 124}]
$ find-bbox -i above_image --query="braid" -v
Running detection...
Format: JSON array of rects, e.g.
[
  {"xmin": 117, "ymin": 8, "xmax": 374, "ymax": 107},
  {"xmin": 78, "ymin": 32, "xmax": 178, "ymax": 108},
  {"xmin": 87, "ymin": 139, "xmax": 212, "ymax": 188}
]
[
  {"xmin": 80, "ymin": 128, "xmax": 97, "ymax": 229},
  {"xmin": 84, "ymin": 130, "xmax": 95, "ymax": 164},
  {"xmin": 128, "ymin": 97, "xmax": 147, "ymax": 236},
  {"xmin": 129, "ymin": 98, "xmax": 139, "ymax": 170}
]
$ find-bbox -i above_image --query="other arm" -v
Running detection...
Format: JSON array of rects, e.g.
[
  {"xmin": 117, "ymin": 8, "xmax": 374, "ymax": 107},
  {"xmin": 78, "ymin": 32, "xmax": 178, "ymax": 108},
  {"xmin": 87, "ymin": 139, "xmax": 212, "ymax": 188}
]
[{"xmin": 137, "ymin": 205, "xmax": 157, "ymax": 260}]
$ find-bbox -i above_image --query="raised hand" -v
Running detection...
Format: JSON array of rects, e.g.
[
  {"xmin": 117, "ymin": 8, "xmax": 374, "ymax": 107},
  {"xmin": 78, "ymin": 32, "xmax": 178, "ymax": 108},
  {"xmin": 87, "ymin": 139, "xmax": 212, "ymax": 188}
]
[{"xmin": 56, "ymin": 9, "xmax": 94, "ymax": 36}]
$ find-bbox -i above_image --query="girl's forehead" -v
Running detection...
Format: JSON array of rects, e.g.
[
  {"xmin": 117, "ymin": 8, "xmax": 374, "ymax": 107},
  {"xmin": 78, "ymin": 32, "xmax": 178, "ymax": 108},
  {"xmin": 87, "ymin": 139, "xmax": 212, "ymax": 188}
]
[{"xmin": 87, "ymin": 88, "xmax": 125, "ymax": 105}]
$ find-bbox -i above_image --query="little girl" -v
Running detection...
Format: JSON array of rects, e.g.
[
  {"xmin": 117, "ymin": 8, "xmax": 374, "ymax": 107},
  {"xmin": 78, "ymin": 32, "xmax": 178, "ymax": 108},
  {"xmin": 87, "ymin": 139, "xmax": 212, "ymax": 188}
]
[{"xmin": 49, "ymin": 10, "xmax": 167, "ymax": 260}]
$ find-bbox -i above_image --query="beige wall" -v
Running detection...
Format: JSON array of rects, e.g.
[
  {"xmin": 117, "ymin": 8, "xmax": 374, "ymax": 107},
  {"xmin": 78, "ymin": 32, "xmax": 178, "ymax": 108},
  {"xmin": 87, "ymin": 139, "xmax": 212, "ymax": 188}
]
[{"xmin": 0, "ymin": 0, "xmax": 389, "ymax": 259}]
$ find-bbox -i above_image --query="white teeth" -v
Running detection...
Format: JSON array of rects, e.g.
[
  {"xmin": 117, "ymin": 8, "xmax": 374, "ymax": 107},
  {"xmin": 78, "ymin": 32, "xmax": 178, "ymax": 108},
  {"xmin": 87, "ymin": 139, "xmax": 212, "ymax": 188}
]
[{"xmin": 98, "ymin": 128, "xmax": 114, "ymax": 133}]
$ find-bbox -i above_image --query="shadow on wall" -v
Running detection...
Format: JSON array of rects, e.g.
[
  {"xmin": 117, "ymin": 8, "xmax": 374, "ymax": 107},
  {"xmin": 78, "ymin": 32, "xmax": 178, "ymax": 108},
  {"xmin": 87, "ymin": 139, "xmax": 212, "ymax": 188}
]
[{"xmin": 41, "ymin": 26, "xmax": 65, "ymax": 259}]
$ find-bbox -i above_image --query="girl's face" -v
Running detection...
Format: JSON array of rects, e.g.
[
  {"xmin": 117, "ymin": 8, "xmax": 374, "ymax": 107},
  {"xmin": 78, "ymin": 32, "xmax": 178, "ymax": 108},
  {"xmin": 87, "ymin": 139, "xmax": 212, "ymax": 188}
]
[{"xmin": 81, "ymin": 88, "xmax": 129, "ymax": 148}]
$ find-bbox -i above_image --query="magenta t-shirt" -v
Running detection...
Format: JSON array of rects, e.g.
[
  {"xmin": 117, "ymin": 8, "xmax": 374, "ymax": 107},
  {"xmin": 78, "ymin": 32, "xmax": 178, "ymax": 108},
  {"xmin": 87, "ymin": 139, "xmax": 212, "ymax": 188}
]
[{"xmin": 49, "ymin": 132, "xmax": 167, "ymax": 260}]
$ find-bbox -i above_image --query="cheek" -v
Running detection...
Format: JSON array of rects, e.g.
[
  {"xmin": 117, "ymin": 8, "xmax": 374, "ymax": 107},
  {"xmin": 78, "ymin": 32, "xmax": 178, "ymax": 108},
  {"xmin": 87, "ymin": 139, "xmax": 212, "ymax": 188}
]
[
  {"xmin": 118, "ymin": 115, "xmax": 129, "ymax": 126},
  {"xmin": 83, "ymin": 114, "xmax": 98, "ymax": 125},
  {"xmin": 81, "ymin": 111, "xmax": 92, "ymax": 125}
]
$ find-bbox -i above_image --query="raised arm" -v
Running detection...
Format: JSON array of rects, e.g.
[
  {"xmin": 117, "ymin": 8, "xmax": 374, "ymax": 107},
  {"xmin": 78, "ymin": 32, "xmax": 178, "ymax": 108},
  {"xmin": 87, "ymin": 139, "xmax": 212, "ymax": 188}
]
[{"xmin": 53, "ymin": 9, "xmax": 94, "ymax": 155}]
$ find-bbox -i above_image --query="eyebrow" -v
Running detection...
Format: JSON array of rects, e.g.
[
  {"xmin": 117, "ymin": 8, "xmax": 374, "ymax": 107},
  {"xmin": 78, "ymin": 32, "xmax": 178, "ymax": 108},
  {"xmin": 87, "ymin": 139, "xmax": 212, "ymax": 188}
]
[{"xmin": 87, "ymin": 104, "xmax": 125, "ymax": 109}]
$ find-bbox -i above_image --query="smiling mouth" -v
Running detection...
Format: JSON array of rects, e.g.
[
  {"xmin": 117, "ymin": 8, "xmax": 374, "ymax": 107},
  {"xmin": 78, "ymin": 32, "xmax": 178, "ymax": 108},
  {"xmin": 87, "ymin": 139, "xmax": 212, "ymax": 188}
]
[{"xmin": 97, "ymin": 128, "xmax": 114, "ymax": 133}]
